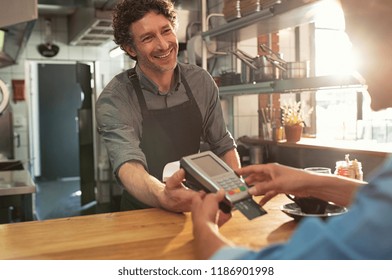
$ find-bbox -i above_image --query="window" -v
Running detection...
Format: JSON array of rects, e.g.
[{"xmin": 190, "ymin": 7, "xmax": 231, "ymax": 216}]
[{"xmin": 314, "ymin": 26, "xmax": 392, "ymax": 145}]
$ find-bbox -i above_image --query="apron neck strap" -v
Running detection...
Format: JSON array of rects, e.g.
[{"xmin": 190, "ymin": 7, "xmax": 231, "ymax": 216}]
[{"xmin": 127, "ymin": 66, "xmax": 197, "ymax": 114}]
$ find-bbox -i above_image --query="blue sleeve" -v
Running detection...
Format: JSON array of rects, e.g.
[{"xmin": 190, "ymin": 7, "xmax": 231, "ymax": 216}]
[
  {"xmin": 211, "ymin": 219, "xmax": 344, "ymax": 260},
  {"xmin": 211, "ymin": 157, "xmax": 392, "ymax": 260}
]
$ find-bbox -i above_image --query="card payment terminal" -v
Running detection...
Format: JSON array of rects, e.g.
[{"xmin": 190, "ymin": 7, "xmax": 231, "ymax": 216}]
[{"xmin": 180, "ymin": 151, "xmax": 267, "ymax": 220}]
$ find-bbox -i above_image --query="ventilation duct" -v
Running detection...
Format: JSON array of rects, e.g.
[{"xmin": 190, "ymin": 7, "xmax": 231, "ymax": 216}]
[
  {"xmin": 68, "ymin": 8, "xmax": 113, "ymax": 46},
  {"xmin": 0, "ymin": 0, "xmax": 37, "ymax": 68}
]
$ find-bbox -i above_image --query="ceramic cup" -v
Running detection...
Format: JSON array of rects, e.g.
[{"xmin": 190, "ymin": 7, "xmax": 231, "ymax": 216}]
[
  {"xmin": 286, "ymin": 194, "xmax": 328, "ymax": 214},
  {"xmin": 286, "ymin": 167, "xmax": 330, "ymax": 214}
]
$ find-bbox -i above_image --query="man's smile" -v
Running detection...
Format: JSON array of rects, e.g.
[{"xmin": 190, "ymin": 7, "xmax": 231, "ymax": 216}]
[{"xmin": 155, "ymin": 48, "xmax": 173, "ymax": 59}]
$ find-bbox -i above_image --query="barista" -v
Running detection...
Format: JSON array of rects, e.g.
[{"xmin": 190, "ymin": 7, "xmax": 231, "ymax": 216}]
[{"xmin": 96, "ymin": 0, "xmax": 240, "ymax": 212}]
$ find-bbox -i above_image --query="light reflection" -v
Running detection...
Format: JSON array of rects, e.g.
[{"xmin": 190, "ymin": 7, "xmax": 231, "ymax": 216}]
[
  {"xmin": 71, "ymin": 190, "xmax": 82, "ymax": 197},
  {"xmin": 315, "ymin": 0, "xmax": 359, "ymax": 77},
  {"xmin": 315, "ymin": 1, "xmax": 363, "ymax": 141}
]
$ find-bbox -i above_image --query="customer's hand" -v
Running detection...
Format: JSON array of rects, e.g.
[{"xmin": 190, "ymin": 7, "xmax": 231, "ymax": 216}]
[
  {"xmin": 192, "ymin": 189, "xmax": 232, "ymax": 228},
  {"xmin": 235, "ymin": 163, "xmax": 311, "ymax": 205},
  {"xmin": 191, "ymin": 189, "xmax": 233, "ymax": 259},
  {"xmin": 162, "ymin": 169, "xmax": 202, "ymax": 212},
  {"xmin": 237, "ymin": 163, "xmax": 363, "ymax": 207}
]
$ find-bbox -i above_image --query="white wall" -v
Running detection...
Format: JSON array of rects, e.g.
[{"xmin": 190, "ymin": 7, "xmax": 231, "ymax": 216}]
[{"xmin": 0, "ymin": 16, "xmax": 124, "ymax": 167}]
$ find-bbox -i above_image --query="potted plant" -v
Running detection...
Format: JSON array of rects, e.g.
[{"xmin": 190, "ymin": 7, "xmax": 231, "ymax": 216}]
[{"xmin": 281, "ymin": 101, "xmax": 312, "ymax": 143}]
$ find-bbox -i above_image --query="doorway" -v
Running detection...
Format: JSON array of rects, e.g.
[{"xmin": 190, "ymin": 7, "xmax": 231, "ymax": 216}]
[{"xmin": 28, "ymin": 61, "xmax": 96, "ymax": 219}]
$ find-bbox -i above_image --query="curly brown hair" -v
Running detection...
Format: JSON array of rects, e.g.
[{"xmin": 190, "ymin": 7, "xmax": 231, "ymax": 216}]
[{"xmin": 112, "ymin": 0, "xmax": 178, "ymax": 59}]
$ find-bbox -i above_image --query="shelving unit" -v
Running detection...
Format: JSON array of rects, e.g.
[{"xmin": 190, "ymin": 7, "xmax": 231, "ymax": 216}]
[
  {"xmin": 202, "ymin": 0, "xmax": 336, "ymax": 40},
  {"xmin": 201, "ymin": 0, "xmax": 364, "ymax": 135},
  {"xmin": 219, "ymin": 74, "xmax": 364, "ymax": 96},
  {"xmin": 201, "ymin": 0, "xmax": 363, "ymax": 98},
  {"xmin": 202, "ymin": 8, "xmax": 274, "ymax": 39},
  {"xmin": 219, "ymin": 73, "xmax": 364, "ymax": 135}
]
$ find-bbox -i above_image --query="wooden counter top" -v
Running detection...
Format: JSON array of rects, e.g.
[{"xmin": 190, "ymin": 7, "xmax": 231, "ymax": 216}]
[{"xmin": 0, "ymin": 195, "xmax": 296, "ymax": 260}]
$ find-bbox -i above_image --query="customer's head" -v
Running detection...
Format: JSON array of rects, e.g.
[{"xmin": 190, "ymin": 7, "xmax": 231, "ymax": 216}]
[
  {"xmin": 112, "ymin": 0, "xmax": 178, "ymax": 61},
  {"xmin": 340, "ymin": 0, "xmax": 392, "ymax": 111}
]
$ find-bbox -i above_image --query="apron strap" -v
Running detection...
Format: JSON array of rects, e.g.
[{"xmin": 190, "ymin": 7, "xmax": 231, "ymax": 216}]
[
  {"xmin": 127, "ymin": 68, "xmax": 148, "ymax": 116},
  {"xmin": 128, "ymin": 66, "xmax": 196, "ymax": 115},
  {"xmin": 180, "ymin": 72, "xmax": 197, "ymax": 104}
]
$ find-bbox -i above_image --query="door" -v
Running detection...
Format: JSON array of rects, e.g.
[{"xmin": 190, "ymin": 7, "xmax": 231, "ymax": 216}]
[
  {"xmin": 76, "ymin": 62, "xmax": 95, "ymax": 206},
  {"xmin": 38, "ymin": 64, "xmax": 82, "ymax": 180}
]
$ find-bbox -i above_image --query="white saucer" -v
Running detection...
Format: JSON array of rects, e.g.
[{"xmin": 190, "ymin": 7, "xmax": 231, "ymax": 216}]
[{"xmin": 281, "ymin": 202, "xmax": 348, "ymax": 221}]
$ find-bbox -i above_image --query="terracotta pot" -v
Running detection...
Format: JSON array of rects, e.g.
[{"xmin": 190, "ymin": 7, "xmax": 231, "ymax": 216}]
[{"xmin": 284, "ymin": 125, "xmax": 303, "ymax": 143}]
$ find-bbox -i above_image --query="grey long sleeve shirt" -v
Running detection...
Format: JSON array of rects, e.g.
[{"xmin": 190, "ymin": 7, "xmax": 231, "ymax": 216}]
[{"xmin": 96, "ymin": 62, "xmax": 236, "ymax": 175}]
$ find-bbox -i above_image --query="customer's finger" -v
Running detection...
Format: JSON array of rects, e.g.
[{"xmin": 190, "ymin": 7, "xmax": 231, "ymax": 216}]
[{"xmin": 257, "ymin": 190, "xmax": 277, "ymax": 206}]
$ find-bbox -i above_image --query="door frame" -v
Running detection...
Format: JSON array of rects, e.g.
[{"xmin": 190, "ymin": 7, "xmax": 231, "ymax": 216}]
[{"xmin": 25, "ymin": 60, "xmax": 98, "ymax": 180}]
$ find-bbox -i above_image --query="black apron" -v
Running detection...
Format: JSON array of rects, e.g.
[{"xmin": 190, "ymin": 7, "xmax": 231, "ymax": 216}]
[{"xmin": 121, "ymin": 68, "xmax": 203, "ymax": 210}]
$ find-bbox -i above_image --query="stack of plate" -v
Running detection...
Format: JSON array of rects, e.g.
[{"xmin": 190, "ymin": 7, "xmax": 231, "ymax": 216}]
[
  {"xmin": 260, "ymin": 0, "xmax": 282, "ymax": 10},
  {"xmin": 240, "ymin": 0, "xmax": 261, "ymax": 17},
  {"xmin": 223, "ymin": 0, "xmax": 241, "ymax": 22},
  {"xmin": 223, "ymin": 0, "xmax": 282, "ymax": 22}
]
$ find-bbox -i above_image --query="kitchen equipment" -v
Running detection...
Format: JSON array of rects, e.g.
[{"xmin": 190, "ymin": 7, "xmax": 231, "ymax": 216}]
[
  {"xmin": 254, "ymin": 63, "xmax": 281, "ymax": 81},
  {"xmin": 231, "ymin": 49, "xmax": 284, "ymax": 82},
  {"xmin": 283, "ymin": 61, "xmax": 309, "ymax": 79},
  {"xmin": 37, "ymin": 19, "xmax": 59, "ymax": 58},
  {"xmin": 0, "ymin": 79, "xmax": 10, "ymax": 114},
  {"xmin": 249, "ymin": 145, "xmax": 266, "ymax": 164},
  {"xmin": 241, "ymin": 60, "xmax": 254, "ymax": 84},
  {"xmin": 0, "ymin": 79, "xmax": 13, "ymax": 160},
  {"xmin": 0, "ymin": 109, "xmax": 14, "ymax": 160},
  {"xmin": 237, "ymin": 144, "xmax": 250, "ymax": 166},
  {"xmin": 259, "ymin": 43, "xmax": 287, "ymax": 65},
  {"xmin": 230, "ymin": 49, "xmax": 258, "ymax": 70},
  {"xmin": 257, "ymin": 44, "xmax": 286, "ymax": 81},
  {"xmin": 0, "ymin": 1, "xmax": 37, "ymax": 68},
  {"xmin": 259, "ymin": 43, "xmax": 309, "ymax": 79},
  {"xmin": 220, "ymin": 71, "xmax": 242, "ymax": 86}
]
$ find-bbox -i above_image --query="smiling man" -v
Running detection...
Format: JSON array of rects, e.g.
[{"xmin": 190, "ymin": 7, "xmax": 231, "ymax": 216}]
[{"xmin": 96, "ymin": 0, "xmax": 240, "ymax": 212}]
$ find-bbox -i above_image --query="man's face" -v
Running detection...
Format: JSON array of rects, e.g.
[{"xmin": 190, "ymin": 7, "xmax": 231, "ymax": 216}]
[
  {"xmin": 340, "ymin": 0, "xmax": 392, "ymax": 111},
  {"xmin": 126, "ymin": 11, "xmax": 178, "ymax": 77}
]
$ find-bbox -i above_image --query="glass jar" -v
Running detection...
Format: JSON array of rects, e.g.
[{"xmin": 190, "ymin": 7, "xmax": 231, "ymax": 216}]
[{"xmin": 334, "ymin": 160, "xmax": 363, "ymax": 181}]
